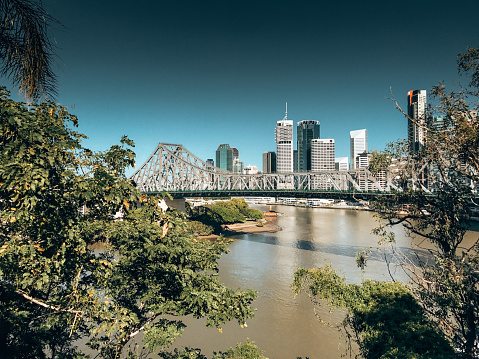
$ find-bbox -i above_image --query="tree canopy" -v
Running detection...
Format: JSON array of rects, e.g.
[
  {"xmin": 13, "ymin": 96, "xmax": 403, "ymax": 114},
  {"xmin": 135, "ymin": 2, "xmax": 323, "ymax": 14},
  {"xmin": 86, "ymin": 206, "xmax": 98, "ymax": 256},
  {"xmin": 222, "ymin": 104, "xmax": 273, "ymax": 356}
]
[
  {"xmin": 190, "ymin": 198, "xmax": 264, "ymax": 233},
  {"xmin": 293, "ymin": 266, "xmax": 455, "ymax": 359},
  {"xmin": 0, "ymin": 88, "xmax": 257, "ymax": 358}
]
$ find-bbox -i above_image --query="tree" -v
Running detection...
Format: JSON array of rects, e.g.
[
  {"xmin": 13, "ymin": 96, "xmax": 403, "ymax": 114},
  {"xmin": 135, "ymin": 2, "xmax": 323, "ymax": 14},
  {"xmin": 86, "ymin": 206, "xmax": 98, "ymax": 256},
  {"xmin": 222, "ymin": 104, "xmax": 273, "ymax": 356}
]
[
  {"xmin": 190, "ymin": 198, "xmax": 263, "ymax": 233},
  {"xmin": 366, "ymin": 47, "xmax": 479, "ymax": 358},
  {"xmin": 186, "ymin": 220, "xmax": 214, "ymax": 236},
  {"xmin": 295, "ymin": 46, "xmax": 479, "ymax": 359},
  {"xmin": 0, "ymin": 88, "xmax": 257, "ymax": 358},
  {"xmin": 0, "ymin": 0, "xmax": 59, "ymax": 100},
  {"xmin": 293, "ymin": 266, "xmax": 455, "ymax": 359}
]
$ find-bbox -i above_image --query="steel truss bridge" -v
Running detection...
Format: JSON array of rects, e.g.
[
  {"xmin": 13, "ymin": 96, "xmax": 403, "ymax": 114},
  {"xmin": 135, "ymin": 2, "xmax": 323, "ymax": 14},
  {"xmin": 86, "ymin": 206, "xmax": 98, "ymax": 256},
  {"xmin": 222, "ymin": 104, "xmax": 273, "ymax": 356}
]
[{"xmin": 129, "ymin": 143, "xmax": 417, "ymax": 199}]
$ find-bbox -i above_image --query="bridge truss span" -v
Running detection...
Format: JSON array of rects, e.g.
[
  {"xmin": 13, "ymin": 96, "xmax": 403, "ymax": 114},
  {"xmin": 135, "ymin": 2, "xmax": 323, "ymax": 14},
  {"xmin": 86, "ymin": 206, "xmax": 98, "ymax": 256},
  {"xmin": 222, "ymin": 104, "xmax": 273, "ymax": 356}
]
[{"xmin": 130, "ymin": 143, "xmax": 400, "ymax": 194}]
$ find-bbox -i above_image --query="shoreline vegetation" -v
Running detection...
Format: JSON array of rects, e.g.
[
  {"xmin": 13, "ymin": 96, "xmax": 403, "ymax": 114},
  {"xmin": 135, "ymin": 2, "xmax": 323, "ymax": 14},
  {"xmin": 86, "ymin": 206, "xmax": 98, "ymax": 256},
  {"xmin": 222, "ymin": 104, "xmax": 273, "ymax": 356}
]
[
  {"xmin": 187, "ymin": 198, "xmax": 270, "ymax": 238},
  {"xmin": 188, "ymin": 197, "xmax": 374, "ymax": 240},
  {"xmin": 188, "ymin": 199, "xmax": 479, "ymax": 237}
]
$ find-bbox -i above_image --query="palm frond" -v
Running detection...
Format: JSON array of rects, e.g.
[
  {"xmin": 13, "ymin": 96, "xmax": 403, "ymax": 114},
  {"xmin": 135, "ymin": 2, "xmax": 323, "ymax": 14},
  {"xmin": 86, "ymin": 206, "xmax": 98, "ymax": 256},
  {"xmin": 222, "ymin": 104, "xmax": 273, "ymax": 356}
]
[{"xmin": 0, "ymin": 0, "xmax": 60, "ymax": 101}]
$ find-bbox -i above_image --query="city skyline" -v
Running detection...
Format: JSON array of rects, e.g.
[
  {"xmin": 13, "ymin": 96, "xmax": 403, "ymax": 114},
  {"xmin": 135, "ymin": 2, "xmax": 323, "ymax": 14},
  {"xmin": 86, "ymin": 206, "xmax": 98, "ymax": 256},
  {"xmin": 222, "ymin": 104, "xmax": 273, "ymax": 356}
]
[{"xmin": 1, "ymin": 0, "xmax": 478, "ymax": 176}]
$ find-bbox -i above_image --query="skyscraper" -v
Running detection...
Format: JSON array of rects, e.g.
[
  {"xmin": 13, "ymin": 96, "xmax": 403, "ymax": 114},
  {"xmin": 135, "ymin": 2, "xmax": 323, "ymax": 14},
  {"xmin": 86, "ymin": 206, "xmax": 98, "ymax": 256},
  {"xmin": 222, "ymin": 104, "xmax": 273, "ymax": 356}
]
[
  {"xmin": 297, "ymin": 120, "xmax": 320, "ymax": 172},
  {"xmin": 215, "ymin": 144, "xmax": 233, "ymax": 171},
  {"xmin": 407, "ymin": 90, "xmax": 427, "ymax": 154},
  {"xmin": 275, "ymin": 103, "xmax": 293, "ymax": 173},
  {"xmin": 262, "ymin": 151, "xmax": 277, "ymax": 173},
  {"xmin": 350, "ymin": 129, "xmax": 367, "ymax": 169},
  {"xmin": 311, "ymin": 139, "xmax": 335, "ymax": 171}
]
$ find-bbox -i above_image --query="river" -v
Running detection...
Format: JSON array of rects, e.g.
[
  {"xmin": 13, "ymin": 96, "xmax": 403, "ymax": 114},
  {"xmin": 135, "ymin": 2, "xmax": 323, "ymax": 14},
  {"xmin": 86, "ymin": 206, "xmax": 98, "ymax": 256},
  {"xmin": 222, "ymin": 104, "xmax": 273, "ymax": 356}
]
[{"xmin": 167, "ymin": 205, "xmax": 479, "ymax": 359}]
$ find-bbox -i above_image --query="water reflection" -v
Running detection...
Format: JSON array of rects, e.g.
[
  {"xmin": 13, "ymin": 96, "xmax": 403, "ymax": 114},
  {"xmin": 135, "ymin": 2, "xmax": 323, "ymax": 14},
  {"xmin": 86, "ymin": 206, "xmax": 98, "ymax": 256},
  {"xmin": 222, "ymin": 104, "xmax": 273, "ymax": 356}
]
[{"xmin": 234, "ymin": 232, "xmax": 433, "ymax": 267}]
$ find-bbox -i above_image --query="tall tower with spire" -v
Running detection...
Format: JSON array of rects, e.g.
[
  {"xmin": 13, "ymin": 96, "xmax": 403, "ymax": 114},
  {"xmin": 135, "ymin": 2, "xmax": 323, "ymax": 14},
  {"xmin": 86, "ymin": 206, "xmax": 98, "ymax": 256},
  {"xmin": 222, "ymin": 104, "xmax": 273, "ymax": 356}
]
[{"xmin": 275, "ymin": 102, "xmax": 293, "ymax": 173}]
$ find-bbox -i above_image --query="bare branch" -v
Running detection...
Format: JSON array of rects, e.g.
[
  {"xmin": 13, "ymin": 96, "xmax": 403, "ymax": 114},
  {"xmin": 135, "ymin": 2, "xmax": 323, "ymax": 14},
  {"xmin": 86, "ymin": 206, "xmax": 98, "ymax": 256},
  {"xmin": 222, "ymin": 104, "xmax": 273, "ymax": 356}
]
[{"xmin": 16, "ymin": 289, "xmax": 83, "ymax": 314}]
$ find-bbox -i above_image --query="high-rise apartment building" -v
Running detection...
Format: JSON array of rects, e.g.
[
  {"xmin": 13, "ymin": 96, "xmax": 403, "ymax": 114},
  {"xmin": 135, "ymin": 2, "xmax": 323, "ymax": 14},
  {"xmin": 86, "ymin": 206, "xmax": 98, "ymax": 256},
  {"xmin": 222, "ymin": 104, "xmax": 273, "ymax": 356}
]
[
  {"xmin": 297, "ymin": 120, "xmax": 320, "ymax": 172},
  {"xmin": 350, "ymin": 129, "xmax": 367, "ymax": 169},
  {"xmin": 206, "ymin": 158, "xmax": 214, "ymax": 167},
  {"xmin": 407, "ymin": 90, "xmax": 427, "ymax": 154},
  {"xmin": 215, "ymin": 144, "xmax": 233, "ymax": 171},
  {"xmin": 275, "ymin": 104, "xmax": 293, "ymax": 173},
  {"xmin": 311, "ymin": 139, "xmax": 335, "ymax": 171},
  {"xmin": 263, "ymin": 151, "xmax": 277, "ymax": 173}
]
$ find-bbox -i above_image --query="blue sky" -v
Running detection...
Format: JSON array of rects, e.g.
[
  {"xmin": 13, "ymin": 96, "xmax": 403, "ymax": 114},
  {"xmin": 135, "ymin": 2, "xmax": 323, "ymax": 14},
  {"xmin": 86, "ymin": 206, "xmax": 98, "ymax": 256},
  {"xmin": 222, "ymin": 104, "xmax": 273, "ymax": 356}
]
[{"xmin": 3, "ymin": 0, "xmax": 479, "ymax": 175}]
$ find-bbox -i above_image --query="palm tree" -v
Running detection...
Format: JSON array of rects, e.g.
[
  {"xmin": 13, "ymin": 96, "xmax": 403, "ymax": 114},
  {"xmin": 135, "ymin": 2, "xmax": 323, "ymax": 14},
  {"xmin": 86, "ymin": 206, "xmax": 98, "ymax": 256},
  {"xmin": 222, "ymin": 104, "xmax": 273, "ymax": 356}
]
[{"xmin": 0, "ymin": 0, "xmax": 59, "ymax": 101}]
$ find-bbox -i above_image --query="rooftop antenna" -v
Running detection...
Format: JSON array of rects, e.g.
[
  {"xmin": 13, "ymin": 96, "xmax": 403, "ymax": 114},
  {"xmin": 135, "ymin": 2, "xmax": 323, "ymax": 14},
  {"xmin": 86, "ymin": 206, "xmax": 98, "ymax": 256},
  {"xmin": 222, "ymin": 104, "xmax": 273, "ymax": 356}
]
[{"xmin": 284, "ymin": 101, "xmax": 288, "ymax": 120}]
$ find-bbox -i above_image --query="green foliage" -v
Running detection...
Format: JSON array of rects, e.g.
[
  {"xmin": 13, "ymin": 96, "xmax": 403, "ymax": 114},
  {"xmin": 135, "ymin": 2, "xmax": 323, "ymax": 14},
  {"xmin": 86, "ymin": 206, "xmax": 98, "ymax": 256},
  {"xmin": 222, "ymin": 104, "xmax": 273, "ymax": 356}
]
[
  {"xmin": 293, "ymin": 266, "xmax": 455, "ymax": 359},
  {"xmin": 157, "ymin": 339, "xmax": 267, "ymax": 359},
  {"xmin": 368, "ymin": 140, "xmax": 407, "ymax": 177},
  {"xmin": 159, "ymin": 347, "xmax": 208, "ymax": 359},
  {"xmin": 214, "ymin": 198, "xmax": 263, "ymax": 220},
  {"xmin": 213, "ymin": 338, "xmax": 268, "ymax": 359},
  {"xmin": 368, "ymin": 150, "xmax": 392, "ymax": 176},
  {"xmin": 211, "ymin": 205, "xmax": 246, "ymax": 224},
  {"xmin": 242, "ymin": 208, "xmax": 264, "ymax": 220},
  {"xmin": 186, "ymin": 220, "xmax": 214, "ymax": 236},
  {"xmin": 0, "ymin": 88, "xmax": 257, "ymax": 358},
  {"xmin": 190, "ymin": 199, "xmax": 263, "ymax": 232}
]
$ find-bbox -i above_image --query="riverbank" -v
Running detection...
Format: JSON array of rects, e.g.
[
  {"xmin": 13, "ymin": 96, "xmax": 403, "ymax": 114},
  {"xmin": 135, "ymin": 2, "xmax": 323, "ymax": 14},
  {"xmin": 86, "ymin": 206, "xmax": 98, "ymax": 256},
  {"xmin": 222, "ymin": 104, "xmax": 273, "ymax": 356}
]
[
  {"xmin": 223, "ymin": 219, "xmax": 282, "ymax": 234},
  {"xmin": 198, "ymin": 219, "xmax": 282, "ymax": 240}
]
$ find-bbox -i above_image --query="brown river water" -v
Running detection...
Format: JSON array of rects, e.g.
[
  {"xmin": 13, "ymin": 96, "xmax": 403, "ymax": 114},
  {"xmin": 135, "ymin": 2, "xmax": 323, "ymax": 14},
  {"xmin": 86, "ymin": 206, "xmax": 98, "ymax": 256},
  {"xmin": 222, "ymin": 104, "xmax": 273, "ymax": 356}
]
[{"xmin": 165, "ymin": 205, "xmax": 478, "ymax": 359}]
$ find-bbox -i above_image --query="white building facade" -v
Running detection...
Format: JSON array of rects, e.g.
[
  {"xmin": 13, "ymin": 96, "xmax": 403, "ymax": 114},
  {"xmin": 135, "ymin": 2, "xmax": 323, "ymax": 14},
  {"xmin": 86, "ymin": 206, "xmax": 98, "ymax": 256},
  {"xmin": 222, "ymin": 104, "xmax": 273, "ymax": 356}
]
[
  {"xmin": 335, "ymin": 157, "xmax": 348, "ymax": 171},
  {"xmin": 356, "ymin": 151, "xmax": 371, "ymax": 169},
  {"xmin": 244, "ymin": 165, "xmax": 259, "ymax": 175},
  {"xmin": 407, "ymin": 90, "xmax": 427, "ymax": 154},
  {"xmin": 350, "ymin": 129, "xmax": 367, "ymax": 169},
  {"xmin": 311, "ymin": 139, "xmax": 335, "ymax": 171},
  {"xmin": 275, "ymin": 104, "xmax": 293, "ymax": 173}
]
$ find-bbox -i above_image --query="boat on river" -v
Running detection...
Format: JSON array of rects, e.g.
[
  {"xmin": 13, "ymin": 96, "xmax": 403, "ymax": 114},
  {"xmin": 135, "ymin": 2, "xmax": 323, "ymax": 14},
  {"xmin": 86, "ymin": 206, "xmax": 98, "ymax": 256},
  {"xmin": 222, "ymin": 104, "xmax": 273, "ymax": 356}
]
[{"xmin": 263, "ymin": 205, "xmax": 281, "ymax": 217}]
